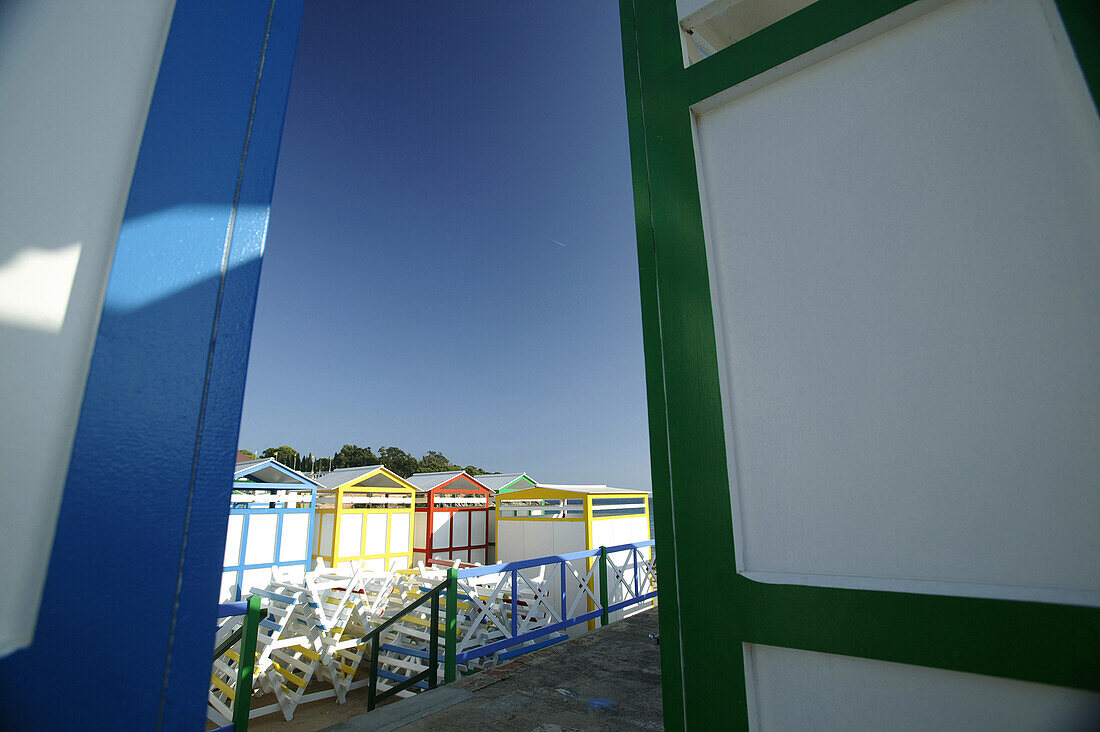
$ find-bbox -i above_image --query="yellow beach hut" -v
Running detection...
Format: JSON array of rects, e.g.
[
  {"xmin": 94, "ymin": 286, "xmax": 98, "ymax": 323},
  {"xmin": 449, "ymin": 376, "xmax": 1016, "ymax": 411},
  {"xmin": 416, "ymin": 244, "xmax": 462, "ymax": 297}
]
[
  {"xmin": 496, "ymin": 484, "xmax": 652, "ymax": 628},
  {"xmin": 312, "ymin": 466, "xmax": 416, "ymax": 572}
]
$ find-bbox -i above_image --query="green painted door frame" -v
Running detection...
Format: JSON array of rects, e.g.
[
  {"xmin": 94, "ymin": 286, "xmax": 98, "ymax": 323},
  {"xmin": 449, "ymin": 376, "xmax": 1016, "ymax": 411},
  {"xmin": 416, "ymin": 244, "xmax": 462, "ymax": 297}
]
[{"xmin": 618, "ymin": 1, "xmax": 1100, "ymax": 728}]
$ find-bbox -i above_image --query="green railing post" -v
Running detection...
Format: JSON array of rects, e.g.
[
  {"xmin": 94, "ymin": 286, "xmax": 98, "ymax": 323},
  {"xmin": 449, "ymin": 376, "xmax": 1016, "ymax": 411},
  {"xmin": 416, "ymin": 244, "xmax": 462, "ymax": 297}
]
[
  {"xmin": 233, "ymin": 594, "xmax": 265, "ymax": 731},
  {"xmin": 445, "ymin": 568, "xmax": 458, "ymax": 683},
  {"xmin": 599, "ymin": 546, "xmax": 610, "ymax": 627}
]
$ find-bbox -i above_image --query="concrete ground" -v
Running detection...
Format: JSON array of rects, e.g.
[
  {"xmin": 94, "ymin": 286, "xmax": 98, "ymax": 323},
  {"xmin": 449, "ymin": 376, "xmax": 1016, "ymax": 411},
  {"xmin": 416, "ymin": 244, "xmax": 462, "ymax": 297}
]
[{"xmin": 324, "ymin": 607, "xmax": 663, "ymax": 732}]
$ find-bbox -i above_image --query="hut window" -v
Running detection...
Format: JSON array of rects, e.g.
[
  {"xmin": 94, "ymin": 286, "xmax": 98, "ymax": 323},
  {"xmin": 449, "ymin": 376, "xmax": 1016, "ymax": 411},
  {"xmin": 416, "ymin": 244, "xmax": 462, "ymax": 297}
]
[{"xmin": 591, "ymin": 496, "xmax": 646, "ymax": 518}]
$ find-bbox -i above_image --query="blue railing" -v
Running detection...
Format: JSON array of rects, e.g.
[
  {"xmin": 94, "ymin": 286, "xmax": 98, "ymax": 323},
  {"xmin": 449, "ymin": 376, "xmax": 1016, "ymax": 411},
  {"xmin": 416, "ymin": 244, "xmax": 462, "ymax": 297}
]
[{"xmin": 447, "ymin": 539, "xmax": 657, "ymax": 669}]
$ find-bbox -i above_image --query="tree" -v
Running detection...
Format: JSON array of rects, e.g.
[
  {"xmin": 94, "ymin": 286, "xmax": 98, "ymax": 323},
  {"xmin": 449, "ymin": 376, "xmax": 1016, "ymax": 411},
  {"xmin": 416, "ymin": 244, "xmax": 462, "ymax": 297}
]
[
  {"xmin": 237, "ymin": 448, "xmax": 258, "ymax": 460},
  {"xmin": 419, "ymin": 450, "xmax": 459, "ymax": 473},
  {"xmin": 332, "ymin": 444, "xmax": 379, "ymax": 469},
  {"xmin": 463, "ymin": 465, "xmax": 491, "ymax": 476},
  {"xmin": 378, "ymin": 446, "xmax": 418, "ymax": 478},
  {"xmin": 262, "ymin": 445, "xmax": 299, "ymax": 467}
]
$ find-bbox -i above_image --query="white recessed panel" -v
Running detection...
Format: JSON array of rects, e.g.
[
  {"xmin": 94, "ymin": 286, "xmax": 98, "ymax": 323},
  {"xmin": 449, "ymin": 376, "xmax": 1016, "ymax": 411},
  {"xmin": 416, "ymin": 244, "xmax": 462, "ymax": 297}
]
[
  {"xmin": 432, "ymin": 512, "xmax": 450, "ymax": 549},
  {"xmin": 414, "ymin": 512, "xmax": 427, "ymax": 550},
  {"xmin": 317, "ymin": 513, "xmax": 334, "ymax": 558},
  {"xmin": 389, "ymin": 512, "xmax": 410, "ymax": 554},
  {"xmin": 470, "ymin": 510, "xmax": 486, "ymax": 546},
  {"xmin": 243, "ymin": 514, "xmax": 277, "ymax": 566},
  {"xmin": 364, "ymin": 513, "xmax": 387, "ymax": 555},
  {"xmin": 694, "ymin": 0, "xmax": 1100, "ymax": 602},
  {"xmin": 220, "ymin": 571, "xmax": 238, "ymax": 603},
  {"xmin": 277, "ymin": 565, "xmax": 305, "ymax": 585},
  {"xmin": 338, "ymin": 513, "xmax": 363, "ymax": 558},
  {"xmin": 470, "ymin": 548, "xmax": 486, "ymax": 565},
  {"xmin": 278, "ymin": 513, "xmax": 309, "ymax": 563},
  {"xmin": 240, "ymin": 568, "xmax": 272, "ymax": 597},
  {"xmin": 452, "ymin": 511, "xmax": 470, "ymax": 548},
  {"xmin": 745, "ymin": 644, "xmax": 1100, "ymax": 730},
  {"xmin": 224, "ymin": 514, "xmax": 243, "ymax": 566}
]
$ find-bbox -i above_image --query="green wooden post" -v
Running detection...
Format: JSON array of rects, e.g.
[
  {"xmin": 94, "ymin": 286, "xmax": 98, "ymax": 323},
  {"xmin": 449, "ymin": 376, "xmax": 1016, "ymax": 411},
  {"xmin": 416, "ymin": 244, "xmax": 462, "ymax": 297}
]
[
  {"xmin": 599, "ymin": 546, "xmax": 610, "ymax": 627},
  {"xmin": 233, "ymin": 594, "xmax": 265, "ymax": 731},
  {"xmin": 444, "ymin": 568, "xmax": 458, "ymax": 683}
]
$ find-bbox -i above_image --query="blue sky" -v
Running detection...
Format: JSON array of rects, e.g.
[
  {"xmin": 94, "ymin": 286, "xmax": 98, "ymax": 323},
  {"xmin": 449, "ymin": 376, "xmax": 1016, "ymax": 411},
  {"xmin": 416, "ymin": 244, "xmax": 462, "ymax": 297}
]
[{"xmin": 237, "ymin": 1, "xmax": 650, "ymax": 490}]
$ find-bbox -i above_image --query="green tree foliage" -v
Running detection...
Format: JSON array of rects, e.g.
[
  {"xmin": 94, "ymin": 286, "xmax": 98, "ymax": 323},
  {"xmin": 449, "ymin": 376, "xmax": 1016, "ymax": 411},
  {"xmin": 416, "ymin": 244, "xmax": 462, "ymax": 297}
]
[
  {"xmin": 254, "ymin": 443, "xmax": 493, "ymax": 476},
  {"xmin": 419, "ymin": 450, "xmax": 460, "ymax": 473},
  {"xmin": 332, "ymin": 444, "xmax": 379, "ymax": 469},
  {"xmin": 378, "ymin": 446, "xmax": 418, "ymax": 478},
  {"xmin": 262, "ymin": 445, "xmax": 299, "ymax": 466},
  {"xmin": 238, "ymin": 448, "xmax": 258, "ymax": 460}
]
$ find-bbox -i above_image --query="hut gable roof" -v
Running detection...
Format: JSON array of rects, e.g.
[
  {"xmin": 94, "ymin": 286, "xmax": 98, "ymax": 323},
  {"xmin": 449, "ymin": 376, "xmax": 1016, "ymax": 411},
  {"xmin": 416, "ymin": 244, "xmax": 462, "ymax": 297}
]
[
  {"xmin": 476, "ymin": 472, "xmax": 538, "ymax": 493},
  {"xmin": 233, "ymin": 458, "xmax": 319, "ymax": 487},
  {"xmin": 531, "ymin": 483, "xmax": 648, "ymax": 495},
  {"xmin": 313, "ymin": 465, "xmax": 412, "ymax": 492},
  {"xmin": 406, "ymin": 470, "xmax": 490, "ymax": 493}
]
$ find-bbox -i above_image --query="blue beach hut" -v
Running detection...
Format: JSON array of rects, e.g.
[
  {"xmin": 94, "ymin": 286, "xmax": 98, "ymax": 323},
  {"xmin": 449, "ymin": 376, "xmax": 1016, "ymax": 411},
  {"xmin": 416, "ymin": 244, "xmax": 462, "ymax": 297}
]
[{"xmin": 222, "ymin": 458, "xmax": 320, "ymax": 601}]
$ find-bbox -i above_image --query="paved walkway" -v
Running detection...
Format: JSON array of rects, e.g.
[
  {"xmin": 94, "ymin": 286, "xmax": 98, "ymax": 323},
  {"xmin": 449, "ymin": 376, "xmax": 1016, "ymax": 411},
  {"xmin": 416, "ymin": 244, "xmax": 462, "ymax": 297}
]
[{"xmin": 325, "ymin": 607, "xmax": 663, "ymax": 732}]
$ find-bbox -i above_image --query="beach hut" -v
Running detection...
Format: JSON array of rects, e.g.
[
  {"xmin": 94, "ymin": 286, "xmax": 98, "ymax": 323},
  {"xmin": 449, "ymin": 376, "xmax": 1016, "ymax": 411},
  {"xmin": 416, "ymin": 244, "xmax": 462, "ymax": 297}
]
[
  {"xmin": 405, "ymin": 471, "xmax": 493, "ymax": 565},
  {"xmin": 476, "ymin": 472, "xmax": 538, "ymax": 495},
  {"xmin": 496, "ymin": 484, "xmax": 652, "ymax": 627},
  {"xmin": 223, "ymin": 459, "xmax": 320, "ymax": 602},
  {"xmin": 496, "ymin": 484, "xmax": 650, "ymax": 560},
  {"xmin": 312, "ymin": 466, "xmax": 416, "ymax": 572},
  {"xmin": 472, "ymin": 473, "xmax": 538, "ymax": 563}
]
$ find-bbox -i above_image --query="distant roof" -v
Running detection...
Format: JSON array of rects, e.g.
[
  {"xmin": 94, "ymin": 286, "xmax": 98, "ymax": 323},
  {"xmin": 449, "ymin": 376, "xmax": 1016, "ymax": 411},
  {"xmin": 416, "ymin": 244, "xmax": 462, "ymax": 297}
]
[
  {"xmin": 236, "ymin": 450, "xmax": 253, "ymax": 463},
  {"xmin": 406, "ymin": 470, "xmax": 490, "ymax": 492},
  {"xmin": 233, "ymin": 458, "xmax": 319, "ymax": 486},
  {"xmin": 531, "ymin": 483, "xmax": 648, "ymax": 495},
  {"xmin": 476, "ymin": 473, "xmax": 537, "ymax": 492},
  {"xmin": 312, "ymin": 465, "xmax": 410, "ymax": 491}
]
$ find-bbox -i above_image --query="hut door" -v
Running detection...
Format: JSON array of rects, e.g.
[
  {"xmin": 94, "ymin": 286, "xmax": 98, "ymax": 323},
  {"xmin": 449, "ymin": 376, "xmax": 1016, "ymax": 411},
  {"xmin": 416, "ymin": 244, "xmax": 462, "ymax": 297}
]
[{"xmin": 620, "ymin": 0, "xmax": 1100, "ymax": 729}]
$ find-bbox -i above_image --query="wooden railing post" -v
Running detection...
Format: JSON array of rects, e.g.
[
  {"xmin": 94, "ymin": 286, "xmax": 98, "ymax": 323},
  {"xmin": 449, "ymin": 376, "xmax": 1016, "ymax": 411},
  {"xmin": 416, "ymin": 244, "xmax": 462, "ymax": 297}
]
[
  {"xmin": 428, "ymin": 588, "xmax": 440, "ymax": 689},
  {"xmin": 445, "ymin": 568, "xmax": 458, "ymax": 683},
  {"xmin": 599, "ymin": 546, "xmax": 610, "ymax": 627},
  {"xmin": 233, "ymin": 594, "xmax": 265, "ymax": 731}
]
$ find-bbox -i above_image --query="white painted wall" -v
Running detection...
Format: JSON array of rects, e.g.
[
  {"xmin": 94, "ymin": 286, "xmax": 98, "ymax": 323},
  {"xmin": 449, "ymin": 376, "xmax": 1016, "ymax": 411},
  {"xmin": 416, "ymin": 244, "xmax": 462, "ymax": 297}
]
[
  {"xmin": 243, "ymin": 514, "xmax": 277, "ymax": 566},
  {"xmin": 224, "ymin": 515, "xmax": 244, "ymax": 565},
  {"xmin": 413, "ymin": 512, "xmax": 427, "ymax": 552},
  {"xmin": 279, "ymin": 513, "xmax": 310, "ymax": 563},
  {"xmin": 745, "ymin": 644, "xmax": 1100, "ymax": 731},
  {"xmin": 317, "ymin": 513, "xmax": 335, "ymax": 560},
  {"xmin": 364, "ymin": 513, "xmax": 387, "ymax": 556},
  {"xmin": 691, "ymin": 0, "xmax": 1100, "ymax": 725},
  {"xmin": 389, "ymin": 513, "xmax": 411, "ymax": 554},
  {"xmin": 0, "ymin": 0, "xmax": 176, "ymax": 657},
  {"xmin": 452, "ymin": 511, "xmax": 470, "ymax": 548},
  {"xmin": 339, "ymin": 514, "xmax": 363, "ymax": 558},
  {"xmin": 695, "ymin": 0, "xmax": 1100, "ymax": 606}
]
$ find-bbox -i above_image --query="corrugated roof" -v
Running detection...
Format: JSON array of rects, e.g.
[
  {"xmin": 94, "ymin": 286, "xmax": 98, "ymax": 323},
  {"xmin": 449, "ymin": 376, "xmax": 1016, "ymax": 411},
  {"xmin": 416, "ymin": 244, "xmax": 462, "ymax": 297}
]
[
  {"xmin": 531, "ymin": 483, "xmax": 648, "ymax": 495},
  {"xmin": 312, "ymin": 466, "xmax": 385, "ymax": 490},
  {"xmin": 476, "ymin": 473, "xmax": 537, "ymax": 492},
  {"xmin": 406, "ymin": 470, "xmax": 489, "ymax": 492},
  {"xmin": 233, "ymin": 458, "xmax": 320, "ymax": 486}
]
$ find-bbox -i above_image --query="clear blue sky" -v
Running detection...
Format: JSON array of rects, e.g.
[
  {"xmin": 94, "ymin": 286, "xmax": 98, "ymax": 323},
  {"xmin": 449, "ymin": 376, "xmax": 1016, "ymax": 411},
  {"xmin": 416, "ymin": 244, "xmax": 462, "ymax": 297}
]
[{"xmin": 238, "ymin": 1, "xmax": 650, "ymax": 490}]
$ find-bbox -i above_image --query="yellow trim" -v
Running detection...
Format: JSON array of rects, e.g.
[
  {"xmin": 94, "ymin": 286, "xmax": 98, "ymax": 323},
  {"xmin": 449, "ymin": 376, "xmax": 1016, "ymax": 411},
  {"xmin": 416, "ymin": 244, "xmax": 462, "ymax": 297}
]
[
  {"xmin": 312, "ymin": 480, "xmax": 415, "ymax": 567},
  {"xmin": 211, "ymin": 674, "xmax": 235, "ymax": 700},
  {"xmin": 585, "ymin": 495, "xmax": 596, "ymax": 630},
  {"xmin": 496, "ymin": 515, "xmax": 586, "ymax": 522},
  {"xmin": 271, "ymin": 660, "xmax": 306, "ymax": 688},
  {"xmin": 498, "ymin": 487, "xmax": 648, "ymax": 502}
]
